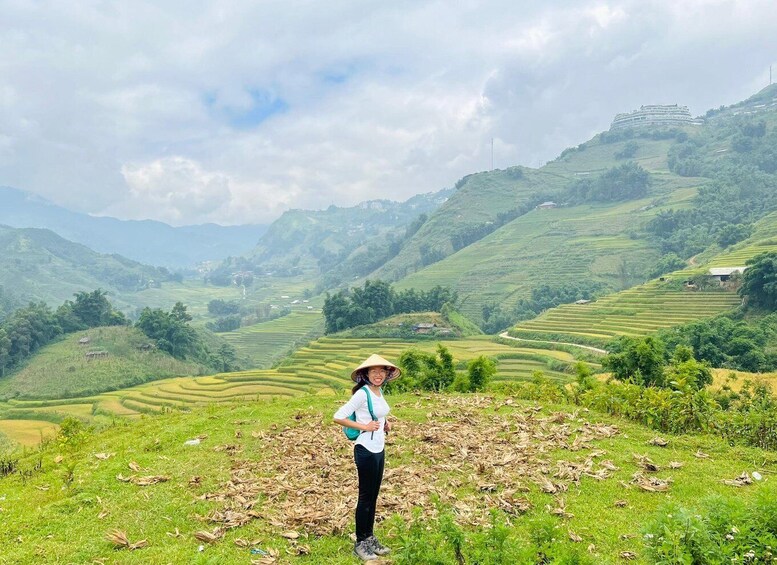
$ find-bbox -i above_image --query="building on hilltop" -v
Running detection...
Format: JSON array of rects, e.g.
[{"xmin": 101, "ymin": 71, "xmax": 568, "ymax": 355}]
[{"xmin": 610, "ymin": 104, "xmax": 701, "ymax": 130}]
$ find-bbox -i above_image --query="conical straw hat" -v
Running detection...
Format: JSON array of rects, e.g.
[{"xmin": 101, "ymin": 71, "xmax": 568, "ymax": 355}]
[{"xmin": 350, "ymin": 354, "xmax": 401, "ymax": 382}]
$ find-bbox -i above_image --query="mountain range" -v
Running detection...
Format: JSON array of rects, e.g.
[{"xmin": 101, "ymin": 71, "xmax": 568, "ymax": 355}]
[{"xmin": 0, "ymin": 186, "xmax": 267, "ymax": 268}]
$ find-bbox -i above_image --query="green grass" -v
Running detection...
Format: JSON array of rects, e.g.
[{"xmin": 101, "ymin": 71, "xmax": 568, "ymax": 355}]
[
  {"xmin": 0, "ymin": 326, "xmax": 206, "ymax": 401},
  {"xmin": 0, "ymin": 392, "xmax": 774, "ymax": 564}
]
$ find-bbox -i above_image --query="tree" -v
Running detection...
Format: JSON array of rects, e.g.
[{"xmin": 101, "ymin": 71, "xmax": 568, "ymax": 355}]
[
  {"xmin": 136, "ymin": 304, "xmax": 200, "ymax": 360},
  {"xmin": 739, "ymin": 252, "xmax": 777, "ymax": 309},
  {"xmin": 215, "ymin": 343, "xmax": 238, "ymax": 372},
  {"xmin": 467, "ymin": 356, "xmax": 496, "ymax": 392},
  {"xmin": 604, "ymin": 336, "xmax": 666, "ymax": 387},
  {"xmin": 665, "ymin": 345, "xmax": 712, "ymax": 390},
  {"xmin": 0, "ymin": 328, "xmax": 10, "ymax": 377}
]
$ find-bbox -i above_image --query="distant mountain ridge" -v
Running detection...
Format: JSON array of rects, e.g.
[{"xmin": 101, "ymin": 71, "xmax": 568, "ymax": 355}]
[
  {"xmin": 232, "ymin": 188, "xmax": 453, "ymax": 281},
  {"xmin": 0, "ymin": 224, "xmax": 171, "ymax": 311},
  {"xmin": 0, "ymin": 186, "xmax": 267, "ymax": 268}
]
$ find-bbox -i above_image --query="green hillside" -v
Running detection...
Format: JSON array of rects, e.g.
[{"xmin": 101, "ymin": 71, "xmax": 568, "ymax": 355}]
[
  {"xmin": 244, "ymin": 189, "xmax": 451, "ymax": 276},
  {"xmin": 363, "ymin": 134, "xmax": 701, "ymax": 323},
  {"xmin": 0, "ymin": 225, "xmax": 172, "ymax": 310},
  {"xmin": 508, "ymin": 206, "xmax": 777, "ymax": 347},
  {"xmin": 394, "ymin": 186, "xmax": 694, "ymax": 320},
  {"xmin": 1, "ymin": 392, "xmax": 775, "ymax": 564},
  {"xmin": 372, "ymin": 167, "xmax": 572, "ymax": 280},
  {"xmin": 0, "ymin": 326, "xmax": 206, "ymax": 400}
]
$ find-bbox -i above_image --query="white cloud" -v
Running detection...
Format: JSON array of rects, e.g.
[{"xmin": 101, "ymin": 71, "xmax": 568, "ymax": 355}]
[{"xmin": 1, "ymin": 0, "xmax": 776, "ymax": 225}]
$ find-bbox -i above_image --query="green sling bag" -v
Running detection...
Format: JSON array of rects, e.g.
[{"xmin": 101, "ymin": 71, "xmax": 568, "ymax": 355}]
[{"xmin": 344, "ymin": 387, "xmax": 377, "ymax": 441}]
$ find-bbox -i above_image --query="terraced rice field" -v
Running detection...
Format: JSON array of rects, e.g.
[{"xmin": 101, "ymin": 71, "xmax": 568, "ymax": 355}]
[
  {"xmin": 510, "ymin": 280, "xmax": 741, "ymax": 346},
  {"xmin": 0, "ymin": 336, "xmax": 595, "ymax": 441},
  {"xmin": 0, "ymin": 419, "xmax": 59, "ymax": 446},
  {"xmin": 220, "ymin": 311, "xmax": 325, "ymax": 368}
]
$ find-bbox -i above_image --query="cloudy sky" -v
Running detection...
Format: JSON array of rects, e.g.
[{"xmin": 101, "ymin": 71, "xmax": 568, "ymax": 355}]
[{"xmin": 1, "ymin": 1, "xmax": 776, "ymax": 226}]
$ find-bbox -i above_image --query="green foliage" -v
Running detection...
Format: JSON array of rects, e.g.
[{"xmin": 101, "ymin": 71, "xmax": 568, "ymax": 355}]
[
  {"xmin": 135, "ymin": 302, "xmax": 209, "ymax": 363},
  {"xmin": 207, "ymin": 299, "xmax": 241, "ymax": 316},
  {"xmin": 392, "ymin": 508, "xmax": 588, "ymax": 565},
  {"xmin": 659, "ymin": 313, "xmax": 777, "ymax": 372},
  {"xmin": 739, "ymin": 251, "xmax": 777, "ymax": 309},
  {"xmin": 482, "ymin": 281, "xmax": 607, "ymax": 333},
  {"xmin": 386, "ymin": 344, "xmax": 457, "ymax": 393},
  {"xmin": 323, "ymin": 280, "xmax": 457, "ymax": 334},
  {"xmin": 643, "ymin": 491, "xmax": 777, "ymax": 564},
  {"xmin": 568, "ymin": 162, "xmax": 651, "ymax": 203},
  {"xmin": 648, "ymin": 253, "xmax": 687, "ymax": 278},
  {"xmin": 56, "ymin": 416, "xmax": 88, "ymax": 450},
  {"xmin": 604, "ymin": 336, "xmax": 667, "ymax": 387},
  {"xmin": 614, "ymin": 140, "xmax": 639, "ymax": 159},
  {"xmin": 466, "ymin": 356, "xmax": 496, "ymax": 392}
]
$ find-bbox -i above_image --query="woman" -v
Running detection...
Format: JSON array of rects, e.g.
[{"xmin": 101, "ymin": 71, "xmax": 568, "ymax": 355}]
[{"xmin": 333, "ymin": 354, "xmax": 400, "ymax": 561}]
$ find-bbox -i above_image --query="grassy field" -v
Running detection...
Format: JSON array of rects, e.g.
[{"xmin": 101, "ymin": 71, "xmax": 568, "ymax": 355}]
[
  {"xmin": 0, "ymin": 392, "xmax": 774, "ymax": 564},
  {"xmin": 0, "ymin": 326, "xmax": 206, "ymax": 401},
  {"xmin": 220, "ymin": 310, "xmax": 325, "ymax": 368},
  {"xmin": 0, "ymin": 336, "xmax": 590, "ymax": 441}
]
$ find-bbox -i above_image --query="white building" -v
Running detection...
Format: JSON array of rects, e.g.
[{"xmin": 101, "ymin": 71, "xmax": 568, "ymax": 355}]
[{"xmin": 611, "ymin": 104, "xmax": 699, "ymax": 130}]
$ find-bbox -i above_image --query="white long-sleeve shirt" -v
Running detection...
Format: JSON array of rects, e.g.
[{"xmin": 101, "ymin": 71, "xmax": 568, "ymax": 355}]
[{"xmin": 334, "ymin": 387, "xmax": 390, "ymax": 453}]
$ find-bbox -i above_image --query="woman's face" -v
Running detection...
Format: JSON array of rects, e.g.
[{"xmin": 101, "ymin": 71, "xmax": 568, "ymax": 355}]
[{"xmin": 366, "ymin": 366, "xmax": 389, "ymax": 386}]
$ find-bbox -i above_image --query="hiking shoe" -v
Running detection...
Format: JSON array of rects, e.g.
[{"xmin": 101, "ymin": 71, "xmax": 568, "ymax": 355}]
[
  {"xmin": 366, "ymin": 535, "xmax": 391, "ymax": 556},
  {"xmin": 353, "ymin": 540, "xmax": 378, "ymax": 561}
]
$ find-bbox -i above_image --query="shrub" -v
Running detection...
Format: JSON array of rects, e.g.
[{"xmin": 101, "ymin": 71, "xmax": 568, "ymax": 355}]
[{"xmin": 466, "ymin": 356, "xmax": 496, "ymax": 392}]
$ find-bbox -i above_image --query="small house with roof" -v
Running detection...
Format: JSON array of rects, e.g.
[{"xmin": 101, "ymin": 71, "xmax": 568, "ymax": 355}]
[
  {"xmin": 537, "ymin": 201, "xmax": 557, "ymax": 210},
  {"xmin": 708, "ymin": 266, "xmax": 748, "ymax": 282}
]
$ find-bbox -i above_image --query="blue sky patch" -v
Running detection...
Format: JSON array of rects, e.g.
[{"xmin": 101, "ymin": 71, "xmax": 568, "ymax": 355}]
[{"xmin": 204, "ymin": 89, "xmax": 288, "ymax": 129}]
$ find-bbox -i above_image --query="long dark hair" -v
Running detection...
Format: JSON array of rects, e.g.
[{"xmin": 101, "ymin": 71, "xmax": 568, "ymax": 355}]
[{"xmin": 351, "ymin": 371, "xmax": 368, "ymax": 394}]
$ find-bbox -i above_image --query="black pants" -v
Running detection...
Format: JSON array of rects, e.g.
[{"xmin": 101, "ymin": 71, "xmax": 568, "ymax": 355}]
[{"xmin": 354, "ymin": 444, "xmax": 385, "ymax": 542}]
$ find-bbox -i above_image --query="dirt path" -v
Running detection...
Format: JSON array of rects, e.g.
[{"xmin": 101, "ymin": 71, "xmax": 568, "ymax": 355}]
[{"xmin": 498, "ymin": 332, "xmax": 608, "ymax": 355}]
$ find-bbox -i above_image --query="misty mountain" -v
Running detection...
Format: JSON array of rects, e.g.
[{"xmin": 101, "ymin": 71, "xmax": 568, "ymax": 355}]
[
  {"xmin": 0, "ymin": 186, "xmax": 267, "ymax": 268},
  {"xmin": 212, "ymin": 189, "xmax": 453, "ymax": 283},
  {"xmin": 0, "ymin": 224, "xmax": 174, "ymax": 310}
]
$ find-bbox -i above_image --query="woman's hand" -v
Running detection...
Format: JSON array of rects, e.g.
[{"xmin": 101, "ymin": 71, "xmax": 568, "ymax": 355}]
[
  {"xmin": 384, "ymin": 419, "xmax": 392, "ymax": 434},
  {"xmin": 363, "ymin": 420, "xmax": 380, "ymax": 432}
]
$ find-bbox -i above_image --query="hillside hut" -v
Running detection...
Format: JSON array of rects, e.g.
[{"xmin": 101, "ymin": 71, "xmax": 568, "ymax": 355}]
[
  {"xmin": 85, "ymin": 351, "xmax": 108, "ymax": 360},
  {"xmin": 413, "ymin": 323, "xmax": 436, "ymax": 334},
  {"xmin": 708, "ymin": 267, "xmax": 747, "ymax": 282},
  {"xmin": 537, "ymin": 201, "xmax": 557, "ymax": 210},
  {"xmin": 575, "ymin": 299, "xmax": 591, "ymax": 305},
  {"xmin": 78, "ymin": 337, "xmax": 91, "ymax": 345}
]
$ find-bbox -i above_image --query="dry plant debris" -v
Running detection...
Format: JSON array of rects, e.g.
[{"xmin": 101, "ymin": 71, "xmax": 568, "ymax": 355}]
[
  {"xmin": 198, "ymin": 396, "xmax": 621, "ymax": 537},
  {"xmin": 648, "ymin": 437, "xmax": 668, "ymax": 447},
  {"xmin": 105, "ymin": 529, "xmax": 148, "ymax": 550},
  {"xmin": 632, "ymin": 453, "xmax": 660, "ymax": 472},
  {"xmin": 94, "ymin": 453, "xmax": 115, "ymax": 460},
  {"xmin": 194, "ymin": 528, "xmax": 224, "ymax": 543},
  {"xmin": 631, "ymin": 473, "xmax": 671, "ymax": 492},
  {"xmin": 116, "ymin": 474, "xmax": 170, "ymax": 486},
  {"xmin": 722, "ymin": 472, "xmax": 753, "ymax": 487}
]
